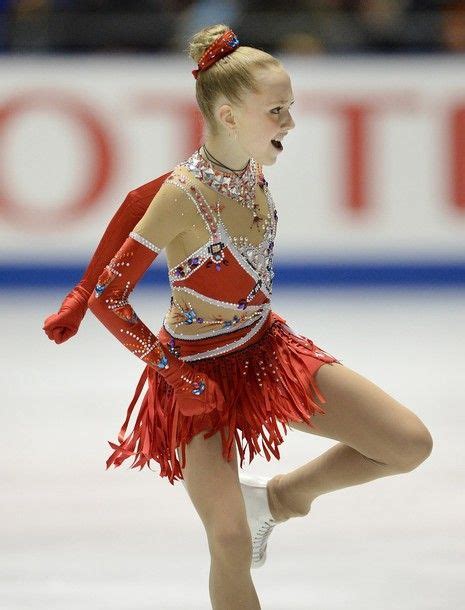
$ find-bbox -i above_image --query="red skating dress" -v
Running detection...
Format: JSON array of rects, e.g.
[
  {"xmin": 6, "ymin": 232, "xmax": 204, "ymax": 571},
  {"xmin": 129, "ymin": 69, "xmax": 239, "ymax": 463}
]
[{"xmin": 88, "ymin": 149, "xmax": 342, "ymax": 485}]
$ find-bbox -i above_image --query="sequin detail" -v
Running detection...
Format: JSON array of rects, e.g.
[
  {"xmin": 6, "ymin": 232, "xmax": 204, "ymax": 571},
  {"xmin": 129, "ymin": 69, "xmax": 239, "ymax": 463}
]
[
  {"xmin": 91, "ymin": 240, "xmax": 169, "ymax": 371},
  {"xmin": 181, "ymin": 149, "xmax": 258, "ymax": 212},
  {"xmin": 180, "ymin": 304, "xmax": 271, "ymax": 361},
  {"xmin": 165, "ymin": 168, "xmax": 277, "ymax": 300},
  {"xmin": 129, "ymin": 231, "xmax": 162, "ymax": 253},
  {"xmin": 156, "ymin": 155, "xmax": 279, "ymax": 352},
  {"xmin": 192, "ymin": 29, "xmax": 240, "ymax": 79}
]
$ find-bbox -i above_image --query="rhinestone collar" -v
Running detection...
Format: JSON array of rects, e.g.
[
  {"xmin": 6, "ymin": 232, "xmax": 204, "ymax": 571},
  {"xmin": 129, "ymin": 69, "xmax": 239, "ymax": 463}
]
[{"xmin": 180, "ymin": 148, "xmax": 258, "ymax": 213}]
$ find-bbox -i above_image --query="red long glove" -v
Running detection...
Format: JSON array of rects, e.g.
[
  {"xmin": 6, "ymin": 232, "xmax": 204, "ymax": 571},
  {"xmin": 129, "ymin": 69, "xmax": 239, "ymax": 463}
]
[
  {"xmin": 87, "ymin": 234, "xmax": 225, "ymax": 416},
  {"xmin": 42, "ymin": 173, "xmax": 171, "ymax": 344}
]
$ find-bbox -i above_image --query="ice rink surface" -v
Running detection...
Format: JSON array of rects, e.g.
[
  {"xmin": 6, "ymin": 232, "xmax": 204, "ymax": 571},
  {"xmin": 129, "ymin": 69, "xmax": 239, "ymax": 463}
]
[{"xmin": 2, "ymin": 287, "xmax": 464, "ymax": 610}]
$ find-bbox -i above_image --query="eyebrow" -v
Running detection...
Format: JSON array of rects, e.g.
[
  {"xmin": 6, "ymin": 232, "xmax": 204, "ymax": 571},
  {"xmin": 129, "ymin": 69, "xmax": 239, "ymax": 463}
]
[{"xmin": 270, "ymin": 99, "xmax": 295, "ymax": 105}]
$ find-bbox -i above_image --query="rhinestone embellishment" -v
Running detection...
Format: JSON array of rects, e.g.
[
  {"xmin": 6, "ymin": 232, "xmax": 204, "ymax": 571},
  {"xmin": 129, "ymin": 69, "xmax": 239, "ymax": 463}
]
[{"xmin": 181, "ymin": 149, "xmax": 258, "ymax": 213}]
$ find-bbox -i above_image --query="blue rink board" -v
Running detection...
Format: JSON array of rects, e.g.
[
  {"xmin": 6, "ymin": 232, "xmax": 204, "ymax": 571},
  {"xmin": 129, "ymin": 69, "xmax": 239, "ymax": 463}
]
[{"xmin": 1, "ymin": 261, "xmax": 465, "ymax": 287}]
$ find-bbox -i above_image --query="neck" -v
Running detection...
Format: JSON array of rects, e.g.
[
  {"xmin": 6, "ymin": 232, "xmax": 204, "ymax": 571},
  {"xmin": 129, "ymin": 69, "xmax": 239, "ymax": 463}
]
[{"xmin": 201, "ymin": 135, "xmax": 251, "ymax": 173}]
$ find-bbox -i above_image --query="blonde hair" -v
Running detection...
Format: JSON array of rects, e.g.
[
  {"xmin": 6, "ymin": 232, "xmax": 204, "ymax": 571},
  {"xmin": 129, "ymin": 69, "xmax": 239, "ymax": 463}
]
[{"xmin": 186, "ymin": 24, "xmax": 282, "ymax": 136}]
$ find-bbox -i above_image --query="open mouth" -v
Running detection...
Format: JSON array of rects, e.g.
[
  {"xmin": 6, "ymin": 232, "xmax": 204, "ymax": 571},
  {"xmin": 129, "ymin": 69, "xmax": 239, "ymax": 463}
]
[{"xmin": 271, "ymin": 139, "xmax": 283, "ymax": 151}]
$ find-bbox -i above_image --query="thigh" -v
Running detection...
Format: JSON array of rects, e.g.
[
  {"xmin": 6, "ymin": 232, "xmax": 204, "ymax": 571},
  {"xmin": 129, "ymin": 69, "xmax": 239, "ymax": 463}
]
[
  {"xmin": 288, "ymin": 362, "xmax": 432, "ymax": 466},
  {"xmin": 176, "ymin": 428, "xmax": 250, "ymax": 542}
]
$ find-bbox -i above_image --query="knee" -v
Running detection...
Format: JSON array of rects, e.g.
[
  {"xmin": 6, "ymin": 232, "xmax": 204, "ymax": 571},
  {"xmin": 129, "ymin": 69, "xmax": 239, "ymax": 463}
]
[
  {"xmin": 393, "ymin": 425, "xmax": 434, "ymax": 472},
  {"xmin": 207, "ymin": 521, "xmax": 253, "ymax": 565}
]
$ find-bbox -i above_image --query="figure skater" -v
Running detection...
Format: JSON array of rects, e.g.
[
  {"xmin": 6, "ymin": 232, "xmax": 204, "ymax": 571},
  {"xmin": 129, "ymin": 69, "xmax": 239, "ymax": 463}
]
[{"xmin": 43, "ymin": 24, "xmax": 433, "ymax": 610}]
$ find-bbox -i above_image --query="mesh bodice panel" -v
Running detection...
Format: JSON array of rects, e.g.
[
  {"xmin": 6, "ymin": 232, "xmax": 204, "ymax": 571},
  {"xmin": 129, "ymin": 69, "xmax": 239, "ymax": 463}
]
[{"xmin": 132, "ymin": 150, "xmax": 278, "ymax": 341}]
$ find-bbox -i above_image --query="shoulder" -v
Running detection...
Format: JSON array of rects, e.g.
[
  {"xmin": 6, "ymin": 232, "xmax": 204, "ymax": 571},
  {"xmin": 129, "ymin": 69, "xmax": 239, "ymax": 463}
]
[
  {"xmin": 123, "ymin": 157, "xmax": 210, "ymax": 223},
  {"xmin": 149, "ymin": 166, "xmax": 201, "ymax": 212},
  {"xmin": 131, "ymin": 167, "xmax": 198, "ymax": 250},
  {"xmin": 127, "ymin": 166, "xmax": 197, "ymax": 215},
  {"xmin": 126, "ymin": 170, "xmax": 175, "ymax": 206}
]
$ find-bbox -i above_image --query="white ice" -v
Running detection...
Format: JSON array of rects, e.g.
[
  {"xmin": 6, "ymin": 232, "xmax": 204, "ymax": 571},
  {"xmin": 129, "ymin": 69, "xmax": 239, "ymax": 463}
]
[{"xmin": 1, "ymin": 287, "xmax": 464, "ymax": 610}]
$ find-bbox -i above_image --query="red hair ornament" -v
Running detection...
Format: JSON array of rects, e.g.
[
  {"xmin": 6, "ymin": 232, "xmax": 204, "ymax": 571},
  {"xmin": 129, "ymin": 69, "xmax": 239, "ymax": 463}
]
[{"xmin": 192, "ymin": 30, "xmax": 240, "ymax": 79}]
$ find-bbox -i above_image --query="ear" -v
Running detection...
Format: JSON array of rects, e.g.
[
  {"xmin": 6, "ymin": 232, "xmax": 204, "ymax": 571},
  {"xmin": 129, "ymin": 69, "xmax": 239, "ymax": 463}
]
[{"xmin": 217, "ymin": 103, "xmax": 237, "ymax": 132}]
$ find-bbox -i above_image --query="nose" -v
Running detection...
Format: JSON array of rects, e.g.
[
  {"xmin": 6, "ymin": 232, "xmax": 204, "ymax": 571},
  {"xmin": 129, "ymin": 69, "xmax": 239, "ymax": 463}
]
[{"xmin": 283, "ymin": 112, "xmax": 295, "ymax": 131}]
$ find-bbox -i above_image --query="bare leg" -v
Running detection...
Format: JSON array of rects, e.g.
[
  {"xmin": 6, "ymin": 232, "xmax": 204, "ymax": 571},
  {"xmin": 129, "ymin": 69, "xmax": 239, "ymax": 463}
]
[
  {"xmin": 176, "ymin": 431, "xmax": 261, "ymax": 610},
  {"xmin": 266, "ymin": 363, "xmax": 433, "ymax": 522}
]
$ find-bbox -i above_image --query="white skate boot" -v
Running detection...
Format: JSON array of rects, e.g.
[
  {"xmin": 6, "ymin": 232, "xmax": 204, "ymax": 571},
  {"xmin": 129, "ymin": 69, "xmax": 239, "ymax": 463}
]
[{"xmin": 240, "ymin": 472, "xmax": 279, "ymax": 569}]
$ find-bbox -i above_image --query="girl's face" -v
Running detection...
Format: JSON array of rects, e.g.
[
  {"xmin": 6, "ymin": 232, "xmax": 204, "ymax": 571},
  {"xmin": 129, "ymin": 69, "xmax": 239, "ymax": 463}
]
[{"xmin": 232, "ymin": 67, "xmax": 296, "ymax": 166}]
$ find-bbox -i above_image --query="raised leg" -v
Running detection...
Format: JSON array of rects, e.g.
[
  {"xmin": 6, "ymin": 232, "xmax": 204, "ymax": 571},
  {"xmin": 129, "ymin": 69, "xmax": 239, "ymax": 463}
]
[{"xmin": 267, "ymin": 363, "xmax": 433, "ymax": 522}]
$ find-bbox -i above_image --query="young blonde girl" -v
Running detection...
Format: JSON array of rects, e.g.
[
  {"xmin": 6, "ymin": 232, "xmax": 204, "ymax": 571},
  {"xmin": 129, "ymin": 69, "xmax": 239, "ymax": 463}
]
[{"xmin": 43, "ymin": 24, "xmax": 433, "ymax": 610}]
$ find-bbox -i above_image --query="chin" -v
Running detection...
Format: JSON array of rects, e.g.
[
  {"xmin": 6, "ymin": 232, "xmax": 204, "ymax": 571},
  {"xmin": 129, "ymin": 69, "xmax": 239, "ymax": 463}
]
[
  {"xmin": 261, "ymin": 156, "xmax": 277, "ymax": 166},
  {"xmin": 256, "ymin": 152, "xmax": 278, "ymax": 166}
]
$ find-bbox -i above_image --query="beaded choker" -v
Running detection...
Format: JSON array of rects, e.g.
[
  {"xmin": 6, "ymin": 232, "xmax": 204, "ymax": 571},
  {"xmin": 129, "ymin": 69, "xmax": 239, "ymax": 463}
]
[{"xmin": 181, "ymin": 148, "xmax": 260, "ymax": 218}]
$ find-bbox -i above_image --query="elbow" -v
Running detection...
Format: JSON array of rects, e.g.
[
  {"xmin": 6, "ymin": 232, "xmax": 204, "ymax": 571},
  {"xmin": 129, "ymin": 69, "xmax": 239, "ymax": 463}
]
[
  {"xmin": 88, "ymin": 267, "xmax": 113, "ymax": 315},
  {"xmin": 87, "ymin": 289, "xmax": 96, "ymax": 310},
  {"xmin": 87, "ymin": 290, "xmax": 102, "ymax": 317},
  {"xmin": 87, "ymin": 289, "xmax": 115, "ymax": 332}
]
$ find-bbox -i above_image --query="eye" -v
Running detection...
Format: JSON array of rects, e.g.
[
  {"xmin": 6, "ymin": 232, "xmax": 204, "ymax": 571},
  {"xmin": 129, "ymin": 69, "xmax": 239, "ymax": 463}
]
[{"xmin": 271, "ymin": 101, "xmax": 295, "ymax": 115}]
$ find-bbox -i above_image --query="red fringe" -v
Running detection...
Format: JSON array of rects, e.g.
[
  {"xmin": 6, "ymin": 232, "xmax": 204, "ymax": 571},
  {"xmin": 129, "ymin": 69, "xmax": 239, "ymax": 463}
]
[{"xmin": 105, "ymin": 317, "xmax": 342, "ymax": 485}]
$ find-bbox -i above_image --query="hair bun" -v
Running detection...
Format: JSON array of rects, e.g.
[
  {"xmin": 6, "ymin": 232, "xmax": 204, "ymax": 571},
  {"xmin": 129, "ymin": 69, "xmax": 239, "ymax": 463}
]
[{"xmin": 187, "ymin": 24, "xmax": 231, "ymax": 64}]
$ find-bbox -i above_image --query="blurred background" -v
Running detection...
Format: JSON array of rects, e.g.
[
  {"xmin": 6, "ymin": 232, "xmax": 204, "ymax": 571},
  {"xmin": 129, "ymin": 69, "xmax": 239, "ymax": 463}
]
[
  {"xmin": 1, "ymin": 2, "xmax": 464, "ymax": 609},
  {"xmin": 1, "ymin": 0, "xmax": 465, "ymax": 55}
]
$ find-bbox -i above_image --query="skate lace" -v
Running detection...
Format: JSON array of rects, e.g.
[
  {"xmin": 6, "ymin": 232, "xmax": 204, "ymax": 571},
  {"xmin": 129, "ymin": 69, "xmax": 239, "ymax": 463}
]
[{"xmin": 252, "ymin": 518, "xmax": 276, "ymax": 560}]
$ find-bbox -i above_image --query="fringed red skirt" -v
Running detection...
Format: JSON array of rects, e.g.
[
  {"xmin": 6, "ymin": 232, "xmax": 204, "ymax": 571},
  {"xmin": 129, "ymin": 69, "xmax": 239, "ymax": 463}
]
[{"xmin": 105, "ymin": 310, "xmax": 342, "ymax": 485}]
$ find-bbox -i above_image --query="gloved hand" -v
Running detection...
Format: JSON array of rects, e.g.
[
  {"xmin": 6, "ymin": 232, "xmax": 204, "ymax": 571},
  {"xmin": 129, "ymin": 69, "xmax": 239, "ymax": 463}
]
[
  {"xmin": 42, "ymin": 282, "xmax": 90, "ymax": 344},
  {"xmin": 159, "ymin": 357, "xmax": 226, "ymax": 417}
]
